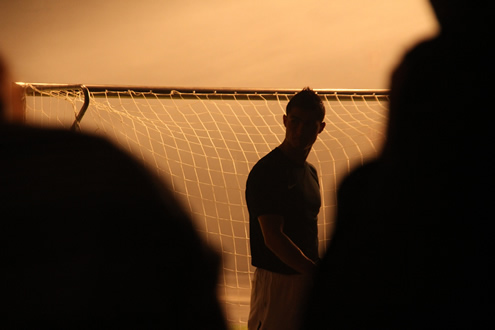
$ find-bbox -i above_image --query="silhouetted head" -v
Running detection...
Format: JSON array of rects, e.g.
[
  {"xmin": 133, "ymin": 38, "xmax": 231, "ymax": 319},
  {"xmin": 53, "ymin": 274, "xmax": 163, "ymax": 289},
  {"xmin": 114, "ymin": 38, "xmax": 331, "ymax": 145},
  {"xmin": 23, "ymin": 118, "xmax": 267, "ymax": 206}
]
[
  {"xmin": 281, "ymin": 87, "xmax": 326, "ymax": 157},
  {"xmin": 429, "ymin": 0, "xmax": 488, "ymax": 32},
  {"xmin": 286, "ymin": 87, "xmax": 326, "ymax": 122}
]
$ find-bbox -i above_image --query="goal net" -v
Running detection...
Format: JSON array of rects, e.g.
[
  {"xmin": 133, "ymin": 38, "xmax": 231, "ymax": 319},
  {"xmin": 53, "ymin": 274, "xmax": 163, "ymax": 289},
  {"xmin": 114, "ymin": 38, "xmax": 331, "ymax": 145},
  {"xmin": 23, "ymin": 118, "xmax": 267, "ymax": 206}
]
[{"xmin": 18, "ymin": 83, "xmax": 389, "ymax": 327}]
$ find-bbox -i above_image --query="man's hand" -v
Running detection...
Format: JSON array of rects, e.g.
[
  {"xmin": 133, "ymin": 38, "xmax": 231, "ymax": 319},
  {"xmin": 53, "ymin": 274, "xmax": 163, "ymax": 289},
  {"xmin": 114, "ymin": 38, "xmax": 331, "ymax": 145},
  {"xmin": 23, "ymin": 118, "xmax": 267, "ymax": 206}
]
[{"xmin": 258, "ymin": 214, "xmax": 316, "ymax": 275}]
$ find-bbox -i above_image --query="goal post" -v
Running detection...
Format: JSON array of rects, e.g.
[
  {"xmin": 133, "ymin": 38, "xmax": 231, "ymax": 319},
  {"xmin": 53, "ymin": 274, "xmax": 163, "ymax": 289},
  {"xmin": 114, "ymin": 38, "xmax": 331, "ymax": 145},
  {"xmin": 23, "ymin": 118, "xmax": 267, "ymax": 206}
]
[{"xmin": 18, "ymin": 82, "xmax": 389, "ymax": 327}]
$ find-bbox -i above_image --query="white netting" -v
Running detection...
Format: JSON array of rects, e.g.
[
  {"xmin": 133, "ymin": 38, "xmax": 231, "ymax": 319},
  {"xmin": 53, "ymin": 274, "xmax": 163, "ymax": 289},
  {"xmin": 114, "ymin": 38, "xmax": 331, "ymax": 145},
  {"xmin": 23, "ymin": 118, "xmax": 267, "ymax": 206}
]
[{"xmin": 20, "ymin": 84, "xmax": 389, "ymax": 327}]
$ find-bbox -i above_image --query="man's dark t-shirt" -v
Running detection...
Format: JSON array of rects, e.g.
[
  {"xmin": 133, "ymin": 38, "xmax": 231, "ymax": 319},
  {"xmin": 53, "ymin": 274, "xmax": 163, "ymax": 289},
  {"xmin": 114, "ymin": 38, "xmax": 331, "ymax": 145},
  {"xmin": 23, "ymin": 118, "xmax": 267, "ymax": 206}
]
[{"xmin": 246, "ymin": 147, "xmax": 320, "ymax": 274}]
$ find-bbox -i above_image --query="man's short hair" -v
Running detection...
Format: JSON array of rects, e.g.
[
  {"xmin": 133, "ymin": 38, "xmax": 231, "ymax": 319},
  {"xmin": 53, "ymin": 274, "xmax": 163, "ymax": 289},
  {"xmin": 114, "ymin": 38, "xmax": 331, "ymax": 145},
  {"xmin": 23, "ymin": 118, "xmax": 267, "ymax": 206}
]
[{"xmin": 286, "ymin": 87, "xmax": 326, "ymax": 122}]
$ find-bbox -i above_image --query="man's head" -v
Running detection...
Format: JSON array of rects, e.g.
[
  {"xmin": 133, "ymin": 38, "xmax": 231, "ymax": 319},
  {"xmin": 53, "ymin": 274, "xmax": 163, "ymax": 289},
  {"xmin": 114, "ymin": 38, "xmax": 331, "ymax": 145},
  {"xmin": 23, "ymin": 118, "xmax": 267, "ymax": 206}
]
[
  {"xmin": 286, "ymin": 87, "xmax": 326, "ymax": 122},
  {"xmin": 282, "ymin": 87, "xmax": 326, "ymax": 154}
]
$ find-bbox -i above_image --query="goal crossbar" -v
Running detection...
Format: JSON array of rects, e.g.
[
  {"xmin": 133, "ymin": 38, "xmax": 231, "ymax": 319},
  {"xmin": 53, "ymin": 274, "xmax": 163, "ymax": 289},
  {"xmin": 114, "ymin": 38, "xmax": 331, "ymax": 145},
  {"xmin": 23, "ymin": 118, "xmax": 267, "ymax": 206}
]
[{"xmin": 17, "ymin": 82, "xmax": 389, "ymax": 98}]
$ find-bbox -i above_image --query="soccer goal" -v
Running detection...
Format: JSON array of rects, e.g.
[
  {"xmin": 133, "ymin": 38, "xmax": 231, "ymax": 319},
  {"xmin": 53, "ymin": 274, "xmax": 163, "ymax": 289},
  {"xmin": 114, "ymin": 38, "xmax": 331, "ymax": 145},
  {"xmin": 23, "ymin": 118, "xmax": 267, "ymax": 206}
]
[{"xmin": 18, "ymin": 83, "xmax": 389, "ymax": 327}]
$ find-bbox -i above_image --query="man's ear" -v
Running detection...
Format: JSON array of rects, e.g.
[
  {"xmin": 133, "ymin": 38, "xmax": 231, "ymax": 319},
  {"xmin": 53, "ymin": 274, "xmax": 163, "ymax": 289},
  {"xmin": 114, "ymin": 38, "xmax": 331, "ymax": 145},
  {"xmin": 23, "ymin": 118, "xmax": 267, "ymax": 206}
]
[
  {"xmin": 318, "ymin": 121, "xmax": 326, "ymax": 134},
  {"xmin": 283, "ymin": 114, "xmax": 287, "ymax": 127}
]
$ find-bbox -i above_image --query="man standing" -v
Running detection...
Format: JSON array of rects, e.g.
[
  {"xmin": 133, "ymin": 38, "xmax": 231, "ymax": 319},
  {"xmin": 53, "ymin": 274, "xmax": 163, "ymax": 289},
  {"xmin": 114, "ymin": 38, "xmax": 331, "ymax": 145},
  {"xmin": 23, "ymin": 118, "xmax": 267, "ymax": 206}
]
[{"xmin": 246, "ymin": 87, "xmax": 326, "ymax": 330}]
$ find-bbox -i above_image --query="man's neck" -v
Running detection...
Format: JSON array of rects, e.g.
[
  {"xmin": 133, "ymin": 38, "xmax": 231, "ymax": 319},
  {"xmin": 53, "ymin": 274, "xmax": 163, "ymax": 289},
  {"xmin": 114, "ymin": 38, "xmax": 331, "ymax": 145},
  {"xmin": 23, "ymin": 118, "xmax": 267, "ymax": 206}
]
[{"xmin": 278, "ymin": 141, "xmax": 310, "ymax": 165}]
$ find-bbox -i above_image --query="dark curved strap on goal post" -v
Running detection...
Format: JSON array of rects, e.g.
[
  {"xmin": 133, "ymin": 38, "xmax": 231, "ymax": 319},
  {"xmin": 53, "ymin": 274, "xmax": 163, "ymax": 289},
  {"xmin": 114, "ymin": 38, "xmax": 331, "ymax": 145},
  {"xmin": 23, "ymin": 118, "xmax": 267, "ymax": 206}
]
[{"xmin": 70, "ymin": 85, "xmax": 90, "ymax": 131}]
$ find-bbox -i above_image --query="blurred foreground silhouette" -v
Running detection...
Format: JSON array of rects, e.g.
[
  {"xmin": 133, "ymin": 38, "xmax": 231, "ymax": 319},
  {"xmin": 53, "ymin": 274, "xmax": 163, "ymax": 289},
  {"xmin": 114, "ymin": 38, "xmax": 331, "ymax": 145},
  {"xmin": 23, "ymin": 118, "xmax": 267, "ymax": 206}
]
[
  {"xmin": 1, "ymin": 55, "xmax": 227, "ymax": 329},
  {"xmin": 302, "ymin": 1, "xmax": 494, "ymax": 328}
]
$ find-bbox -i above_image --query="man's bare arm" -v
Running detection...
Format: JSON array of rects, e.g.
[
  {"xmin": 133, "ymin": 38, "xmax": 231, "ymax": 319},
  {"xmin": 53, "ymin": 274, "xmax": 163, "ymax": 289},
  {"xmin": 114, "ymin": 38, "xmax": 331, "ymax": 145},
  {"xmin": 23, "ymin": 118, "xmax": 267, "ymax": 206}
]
[{"xmin": 258, "ymin": 214, "xmax": 316, "ymax": 274}]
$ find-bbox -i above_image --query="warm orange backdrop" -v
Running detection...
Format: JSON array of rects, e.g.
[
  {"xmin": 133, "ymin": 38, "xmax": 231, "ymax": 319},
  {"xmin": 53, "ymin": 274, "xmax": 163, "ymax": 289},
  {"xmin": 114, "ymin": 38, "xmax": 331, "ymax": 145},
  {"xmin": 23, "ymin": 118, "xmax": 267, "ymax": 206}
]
[{"xmin": 0, "ymin": 0, "xmax": 437, "ymax": 89}]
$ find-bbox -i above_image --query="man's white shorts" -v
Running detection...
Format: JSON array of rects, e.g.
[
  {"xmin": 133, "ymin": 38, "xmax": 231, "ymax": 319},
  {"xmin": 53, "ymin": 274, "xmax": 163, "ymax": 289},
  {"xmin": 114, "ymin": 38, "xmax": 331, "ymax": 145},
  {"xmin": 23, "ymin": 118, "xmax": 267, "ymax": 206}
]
[{"xmin": 248, "ymin": 268, "xmax": 312, "ymax": 330}]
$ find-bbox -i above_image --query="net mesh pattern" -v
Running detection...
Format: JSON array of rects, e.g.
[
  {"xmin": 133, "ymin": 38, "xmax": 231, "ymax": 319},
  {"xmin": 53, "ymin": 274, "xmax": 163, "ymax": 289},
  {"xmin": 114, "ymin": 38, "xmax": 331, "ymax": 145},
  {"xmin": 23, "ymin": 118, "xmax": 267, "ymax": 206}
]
[{"xmin": 21, "ymin": 84, "xmax": 389, "ymax": 326}]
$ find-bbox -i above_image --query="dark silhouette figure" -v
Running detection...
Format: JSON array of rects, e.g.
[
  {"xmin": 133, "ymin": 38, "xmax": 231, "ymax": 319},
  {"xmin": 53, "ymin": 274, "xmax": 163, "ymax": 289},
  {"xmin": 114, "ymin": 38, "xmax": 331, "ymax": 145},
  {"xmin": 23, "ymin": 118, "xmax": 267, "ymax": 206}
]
[
  {"xmin": 246, "ymin": 88, "xmax": 325, "ymax": 330},
  {"xmin": 302, "ymin": 1, "xmax": 493, "ymax": 329},
  {"xmin": 0, "ymin": 56, "xmax": 227, "ymax": 329}
]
